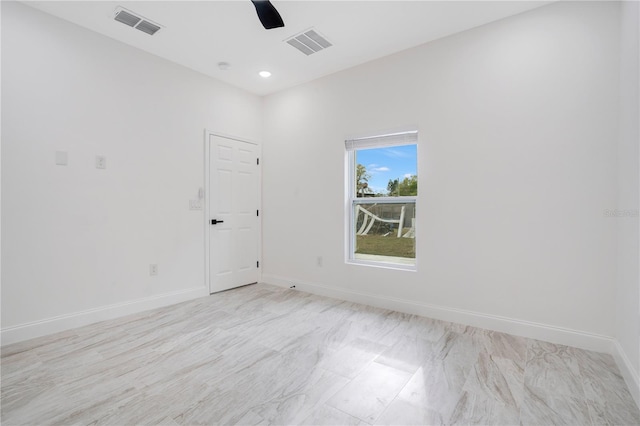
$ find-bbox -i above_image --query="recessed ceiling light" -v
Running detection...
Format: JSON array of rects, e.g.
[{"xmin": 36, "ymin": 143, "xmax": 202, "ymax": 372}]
[{"xmin": 259, "ymin": 71, "xmax": 272, "ymax": 78}]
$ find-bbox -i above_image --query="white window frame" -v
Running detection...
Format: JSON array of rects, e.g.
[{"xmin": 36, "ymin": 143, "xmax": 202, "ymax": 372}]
[{"xmin": 345, "ymin": 130, "xmax": 418, "ymax": 271}]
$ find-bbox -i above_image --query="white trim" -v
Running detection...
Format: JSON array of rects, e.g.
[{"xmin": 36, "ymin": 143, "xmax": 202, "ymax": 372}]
[
  {"xmin": 347, "ymin": 149, "xmax": 355, "ymax": 264},
  {"xmin": 205, "ymin": 130, "xmax": 260, "ymax": 146},
  {"xmin": 204, "ymin": 130, "xmax": 262, "ymax": 295},
  {"xmin": 346, "ymin": 141, "xmax": 419, "ymax": 270},
  {"xmin": 347, "ymin": 257, "xmax": 416, "ymax": 272},
  {"xmin": 344, "ymin": 152, "xmax": 352, "ymax": 266},
  {"xmin": 345, "ymin": 125, "xmax": 419, "ymax": 144},
  {"xmin": 204, "ymin": 129, "xmax": 211, "ymax": 295},
  {"xmin": 262, "ymin": 274, "xmax": 615, "ymax": 354},
  {"xmin": 267, "ymin": 274, "xmax": 639, "ymax": 407},
  {"xmin": 1, "ymin": 287, "xmax": 208, "ymax": 346},
  {"xmin": 345, "ymin": 130, "xmax": 418, "ymax": 151},
  {"xmin": 352, "ymin": 197, "xmax": 417, "ymax": 205},
  {"xmin": 613, "ymin": 340, "xmax": 640, "ymax": 408}
]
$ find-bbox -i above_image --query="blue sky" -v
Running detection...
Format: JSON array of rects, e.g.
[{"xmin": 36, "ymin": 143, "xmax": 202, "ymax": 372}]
[{"xmin": 356, "ymin": 145, "xmax": 417, "ymax": 194}]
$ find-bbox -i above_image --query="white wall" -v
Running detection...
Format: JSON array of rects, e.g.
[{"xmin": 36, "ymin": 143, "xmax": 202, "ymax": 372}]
[
  {"xmin": 262, "ymin": 1, "xmax": 621, "ymax": 348},
  {"xmin": 1, "ymin": 2, "xmax": 261, "ymax": 341},
  {"xmin": 1, "ymin": 0, "xmax": 637, "ymax": 401},
  {"xmin": 615, "ymin": 0, "xmax": 640, "ymax": 403}
]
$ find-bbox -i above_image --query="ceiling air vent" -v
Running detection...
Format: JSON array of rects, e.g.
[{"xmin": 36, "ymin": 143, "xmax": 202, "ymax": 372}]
[
  {"xmin": 135, "ymin": 20, "xmax": 161, "ymax": 36},
  {"xmin": 114, "ymin": 9, "xmax": 141, "ymax": 27},
  {"xmin": 114, "ymin": 7, "xmax": 162, "ymax": 36},
  {"xmin": 285, "ymin": 29, "xmax": 332, "ymax": 56}
]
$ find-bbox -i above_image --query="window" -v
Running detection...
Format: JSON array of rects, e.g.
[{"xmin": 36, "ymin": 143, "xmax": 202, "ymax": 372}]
[{"xmin": 346, "ymin": 130, "xmax": 418, "ymax": 269}]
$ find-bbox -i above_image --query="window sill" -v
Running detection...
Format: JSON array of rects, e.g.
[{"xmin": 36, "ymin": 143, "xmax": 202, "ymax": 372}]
[{"xmin": 347, "ymin": 254, "xmax": 416, "ymax": 271}]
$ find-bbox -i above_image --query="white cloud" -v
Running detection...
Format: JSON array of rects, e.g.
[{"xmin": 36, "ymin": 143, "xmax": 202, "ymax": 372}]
[
  {"xmin": 404, "ymin": 173, "xmax": 412, "ymax": 178},
  {"xmin": 372, "ymin": 166, "xmax": 390, "ymax": 172},
  {"xmin": 384, "ymin": 149, "xmax": 410, "ymax": 158}
]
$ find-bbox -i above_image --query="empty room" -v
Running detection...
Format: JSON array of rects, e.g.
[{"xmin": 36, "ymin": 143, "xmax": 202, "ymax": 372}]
[{"xmin": 2, "ymin": 0, "xmax": 639, "ymax": 424}]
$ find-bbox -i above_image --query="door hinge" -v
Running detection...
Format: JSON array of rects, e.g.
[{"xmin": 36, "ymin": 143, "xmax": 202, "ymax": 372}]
[
  {"xmin": 257, "ymin": 210, "xmax": 259, "ymax": 217},
  {"xmin": 257, "ymin": 158, "xmax": 260, "ymax": 165},
  {"xmin": 257, "ymin": 261, "xmax": 260, "ymax": 268}
]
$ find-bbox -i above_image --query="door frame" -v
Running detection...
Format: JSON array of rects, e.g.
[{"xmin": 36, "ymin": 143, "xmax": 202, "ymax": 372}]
[{"xmin": 204, "ymin": 130, "xmax": 262, "ymax": 294}]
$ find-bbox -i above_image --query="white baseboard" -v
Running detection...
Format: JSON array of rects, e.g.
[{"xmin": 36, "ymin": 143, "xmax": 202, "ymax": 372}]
[
  {"xmin": 264, "ymin": 274, "xmax": 640, "ymax": 408},
  {"xmin": 262, "ymin": 274, "xmax": 615, "ymax": 354},
  {"xmin": 612, "ymin": 340, "xmax": 640, "ymax": 408},
  {"xmin": 1, "ymin": 286, "xmax": 209, "ymax": 346}
]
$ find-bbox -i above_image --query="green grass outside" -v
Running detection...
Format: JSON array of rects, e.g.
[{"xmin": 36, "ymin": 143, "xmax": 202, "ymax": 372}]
[{"xmin": 355, "ymin": 230, "xmax": 415, "ymax": 258}]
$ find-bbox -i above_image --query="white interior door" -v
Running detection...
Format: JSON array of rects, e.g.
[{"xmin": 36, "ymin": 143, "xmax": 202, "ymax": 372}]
[{"xmin": 209, "ymin": 134, "xmax": 259, "ymax": 293}]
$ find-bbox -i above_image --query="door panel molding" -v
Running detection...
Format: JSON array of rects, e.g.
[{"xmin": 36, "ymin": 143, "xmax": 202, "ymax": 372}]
[{"xmin": 204, "ymin": 130, "xmax": 262, "ymax": 294}]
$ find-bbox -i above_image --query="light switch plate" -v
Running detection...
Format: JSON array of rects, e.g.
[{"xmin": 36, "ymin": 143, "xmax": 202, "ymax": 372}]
[
  {"xmin": 189, "ymin": 200, "xmax": 203, "ymax": 210},
  {"xmin": 95, "ymin": 156, "xmax": 106, "ymax": 169},
  {"xmin": 55, "ymin": 151, "xmax": 68, "ymax": 166}
]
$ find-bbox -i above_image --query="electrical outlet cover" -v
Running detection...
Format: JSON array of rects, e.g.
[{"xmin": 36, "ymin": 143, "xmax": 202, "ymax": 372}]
[
  {"xmin": 55, "ymin": 151, "xmax": 68, "ymax": 166},
  {"xmin": 96, "ymin": 156, "xmax": 106, "ymax": 169}
]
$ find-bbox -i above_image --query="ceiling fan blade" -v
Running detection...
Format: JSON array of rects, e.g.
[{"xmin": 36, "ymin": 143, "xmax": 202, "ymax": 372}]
[{"xmin": 251, "ymin": 0, "xmax": 284, "ymax": 30}]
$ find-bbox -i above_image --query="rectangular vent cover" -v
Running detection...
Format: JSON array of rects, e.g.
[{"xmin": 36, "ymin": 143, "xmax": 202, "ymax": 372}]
[
  {"xmin": 135, "ymin": 20, "xmax": 161, "ymax": 35},
  {"xmin": 114, "ymin": 10, "xmax": 140, "ymax": 27},
  {"xmin": 114, "ymin": 7, "xmax": 162, "ymax": 36},
  {"xmin": 285, "ymin": 29, "xmax": 332, "ymax": 56}
]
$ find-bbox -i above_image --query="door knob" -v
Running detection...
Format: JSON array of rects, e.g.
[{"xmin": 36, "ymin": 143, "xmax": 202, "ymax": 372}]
[{"xmin": 211, "ymin": 219, "xmax": 225, "ymax": 225}]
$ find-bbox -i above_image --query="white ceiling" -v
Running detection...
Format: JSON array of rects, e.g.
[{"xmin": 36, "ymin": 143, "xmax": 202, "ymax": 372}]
[{"xmin": 24, "ymin": 1, "xmax": 551, "ymax": 96}]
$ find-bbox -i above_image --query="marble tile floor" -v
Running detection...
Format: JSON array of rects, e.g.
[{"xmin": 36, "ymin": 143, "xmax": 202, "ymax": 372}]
[{"xmin": 2, "ymin": 283, "xmax": 639, "ymax": 425}]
